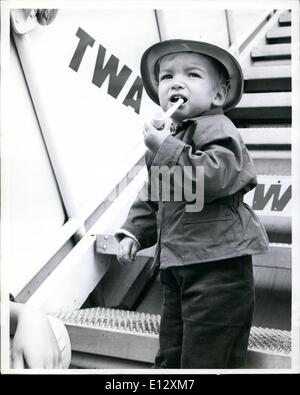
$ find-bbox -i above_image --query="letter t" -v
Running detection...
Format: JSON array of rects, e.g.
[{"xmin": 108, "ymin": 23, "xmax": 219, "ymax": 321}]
[{"xmin": 69, "ymin": 27, "xmax": 95, "ymax": 72}]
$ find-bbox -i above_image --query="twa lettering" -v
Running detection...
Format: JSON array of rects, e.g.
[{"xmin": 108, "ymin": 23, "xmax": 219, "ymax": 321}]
[
  {"xmin": 244, "ymin": 176, "xmax": 291, "ymax": 216},
  {"xmin": 253, "ymin": 184, "xmax": 291, "ymax": 211},
  {"xmin": 69, "ymin": 27, "xmax": 143, "ymax": 114}
]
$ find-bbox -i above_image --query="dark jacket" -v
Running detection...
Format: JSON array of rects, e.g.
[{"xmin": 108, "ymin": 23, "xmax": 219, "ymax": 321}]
[{"xmin": 119, "ymin": 107, "xmax": 269, "ymax": 268}]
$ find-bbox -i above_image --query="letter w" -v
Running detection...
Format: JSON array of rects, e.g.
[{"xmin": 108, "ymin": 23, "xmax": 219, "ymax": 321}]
[
  {"xmin": 92, "ymin": 45, "xmax": 132, "ymax": 98},
  {"xmin": 252, "ymin": 184, "xmax": 291, "ymax": 211}
]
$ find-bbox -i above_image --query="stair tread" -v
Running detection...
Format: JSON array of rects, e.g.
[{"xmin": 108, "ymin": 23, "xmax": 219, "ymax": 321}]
[
  {"xmin": 279, "ymin": 12, "xmax": 291, "ymax": 26},
  {"xmin": 243, "ymin": 65, "xmax": 291, "ymax": 93},
  {"xmin": 237, "ymin": 92, "xmax": 291, "ymax": 108},
  {"xmin": 266, "ymin": 26, "xmax": 291, "ymax": 39},
  {"xmin": 56, "ymin": 307, "xmax": 292, "ymax": 363},
  {"xmin": 251, "ymin": 158, "xmax": 290, "ymax": 176},
  {"xmin": 243, "ymin": 65, "xmax": 291, "ymax": 80},
  {"xmin": 251, "ymin": 44, "xmax": 291, "ymax": 59},
  {"xmin": 252, "ymin": 59, "xmax": 291, "ymax": 67},
  {"xmin": 239, "ymin": 128, "xmax": 291, "ymax": 145},
  {"xmin": 250, "ymin": 150, "xmax": 291, "ymax": 159}
]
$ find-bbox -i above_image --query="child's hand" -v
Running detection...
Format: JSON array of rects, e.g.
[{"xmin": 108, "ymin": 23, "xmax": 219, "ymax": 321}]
[
  {"xmin": 11, "ymin": 305, "xmax": 62, "ymax": 369},
  {"xmin": 143, "ymin": 119, "xmax": 172, "ymax": 153},
  {"xmin": 117, "ymin": 236, "xmax": 140, "ymax": 264}
]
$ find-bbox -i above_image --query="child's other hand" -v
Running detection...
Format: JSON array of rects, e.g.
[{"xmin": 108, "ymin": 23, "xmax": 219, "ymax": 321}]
[
  {"xmin": 11, "ymin": 305, "xmax": 62, "ymax": 369},
  {"xmin": 143, "ymin": 119, "xmax": 172, "ymax": 153},
  {"xmin": 117, "ymin": 236, "xmax": 140, "ymax": 264}
]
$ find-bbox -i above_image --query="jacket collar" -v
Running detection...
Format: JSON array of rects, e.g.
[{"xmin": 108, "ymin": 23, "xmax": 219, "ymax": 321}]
[{"xmin": 171, "ymin": 107, "xmax": 224, "ymax": 135}]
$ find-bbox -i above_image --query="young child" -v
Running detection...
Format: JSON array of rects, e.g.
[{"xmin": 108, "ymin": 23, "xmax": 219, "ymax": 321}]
[{"xmin": 115, "ymin": 39, "xmax": 269, "ymax": 369}]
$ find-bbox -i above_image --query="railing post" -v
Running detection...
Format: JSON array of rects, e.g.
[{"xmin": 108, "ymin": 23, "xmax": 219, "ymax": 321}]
[{"xmin": 225, "ymin": 10, "xmax": 238, "ymax": 54}]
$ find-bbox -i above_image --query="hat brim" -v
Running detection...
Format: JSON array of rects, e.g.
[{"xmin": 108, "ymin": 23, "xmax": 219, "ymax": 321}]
[{"xmin": 140, "ymin": 39, "xmax": 244, "ymax": 112}]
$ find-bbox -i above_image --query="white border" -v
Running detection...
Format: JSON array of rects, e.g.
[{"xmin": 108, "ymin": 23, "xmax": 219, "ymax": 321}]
[{"xmin": 1, "ymin": 0, "xmax": 299, "ymax": 375}]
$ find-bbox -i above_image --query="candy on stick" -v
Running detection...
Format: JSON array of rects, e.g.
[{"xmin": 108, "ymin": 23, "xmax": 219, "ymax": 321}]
[{"xmin": 151, "ymin": 98, "xmax": 184, "ymax": 129}]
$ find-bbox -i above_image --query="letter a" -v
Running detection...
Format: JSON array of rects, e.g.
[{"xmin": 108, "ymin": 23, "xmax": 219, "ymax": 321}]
[{"xmin": 123, "ymin": 76, "xmax": 144, "ymax": 114}]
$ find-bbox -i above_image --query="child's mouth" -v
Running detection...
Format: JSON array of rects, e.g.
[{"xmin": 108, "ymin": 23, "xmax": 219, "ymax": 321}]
[{"xmin": 170, "ymin": 94, "xmax": 187, "ymax": 104}]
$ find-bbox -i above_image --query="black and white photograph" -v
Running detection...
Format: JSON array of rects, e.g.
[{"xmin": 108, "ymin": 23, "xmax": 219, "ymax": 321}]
[{"xmin": 1, "ymin": 0, "xmax": 299, "ymax": 377}]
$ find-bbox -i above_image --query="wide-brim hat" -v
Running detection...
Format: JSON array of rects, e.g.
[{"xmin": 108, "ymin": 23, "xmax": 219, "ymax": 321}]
[{"xmin": 140, "ymin": 39, "xmax": 244, "ymax": 112}]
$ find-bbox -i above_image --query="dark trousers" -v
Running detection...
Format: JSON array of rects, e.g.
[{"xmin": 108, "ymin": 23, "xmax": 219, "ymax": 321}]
[{"xmin": 154, "ymin": 255, "xmax": 255, "ymax": 369}]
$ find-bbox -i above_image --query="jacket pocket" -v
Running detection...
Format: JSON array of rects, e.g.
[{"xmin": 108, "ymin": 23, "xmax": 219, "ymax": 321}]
[
  {"xmin": 183, "ymin": 204, "xmax": 233, "ymax": 223},
  {"xmin": 182, "ymin": 205, "xmax": 237, "ymax": 260}
]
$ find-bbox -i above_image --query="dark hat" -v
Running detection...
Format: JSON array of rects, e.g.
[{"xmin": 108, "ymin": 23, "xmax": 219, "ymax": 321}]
[{"xmin": 140, "ymin": 39, "xmax": 244, "ymax": 112}]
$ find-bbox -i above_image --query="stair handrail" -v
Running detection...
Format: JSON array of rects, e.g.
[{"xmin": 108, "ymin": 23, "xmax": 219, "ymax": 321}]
[{"xmin": 227, "ymin": 9, "xmax": 276, "ymax": 57}]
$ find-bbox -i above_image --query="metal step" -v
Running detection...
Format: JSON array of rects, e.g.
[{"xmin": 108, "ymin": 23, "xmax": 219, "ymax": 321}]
[
  {"xmin": 249, "ymin": 327, "xmax": 291, "ymax": 354},
  {"xmin": 243, "ymin": 65, "xmax": 291, "ymax": 92},
  {"xmin": 253, "ymin": 264, "xmax": 291, "ymax": 331},
  {"xmin": 214, "ymin": 241, "xmax": 289, "ymax": 267},
  {"xmin": 251, "ymin": 44, "xmax": 291, "ymax": 61},
  {"xmin": 278, "ymin": 11, "xmax": 291, "ymax": 26},
  {"xmin": 70, "ymin": 352, "xmax": 151, "ymax": 369},
  {"xmin": 226, "ymin": 92, "xmax": 291, "ymax": 124},
  {"xmin": 252, "ymin": 158, "xmax": 290, "ymax": 176},
  {"xmin": 266, "ymin": 26, "xmax": 291, "ymax": 44},
  {"xmin": 250, "ymin": 59, "xmax": 291, "ymax": 67},
  {"xmin": 260, "ymin": 216, "xmax": 291, "ymax": 244},
  {"xmin": 54, "ymin": 307, "xmax": 291, "ymax": 368},
  {"xmin": 56, "ymin": 307, "xmax": 160, "ymax": 363},
  {"xmin": 239, "ymin": 128, "xmax": 291, "ymax": 147},
  {"xmin": 250, "ymin": 151, "xmax": 291, "ymax": 175}
]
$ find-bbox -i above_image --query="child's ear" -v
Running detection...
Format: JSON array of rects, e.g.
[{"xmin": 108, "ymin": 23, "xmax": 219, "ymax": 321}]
[{"xmin": 212, "ymin": 84, "xmax": 227, "ymax": 107}]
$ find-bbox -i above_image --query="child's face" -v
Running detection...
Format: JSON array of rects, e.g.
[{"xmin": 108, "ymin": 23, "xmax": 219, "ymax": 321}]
[{"xmin": 157, "ymin": 52, "xmax": 222, "ymax": 122}]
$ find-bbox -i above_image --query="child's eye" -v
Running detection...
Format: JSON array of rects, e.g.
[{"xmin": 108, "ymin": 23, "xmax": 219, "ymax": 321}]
[
  {"xmin": 160, "ymin": 74, "xmax": 172, "ymax": 81},
  {"xmin": 187, "ymin": 72, "xmax": 201, "ymax": 78}
]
